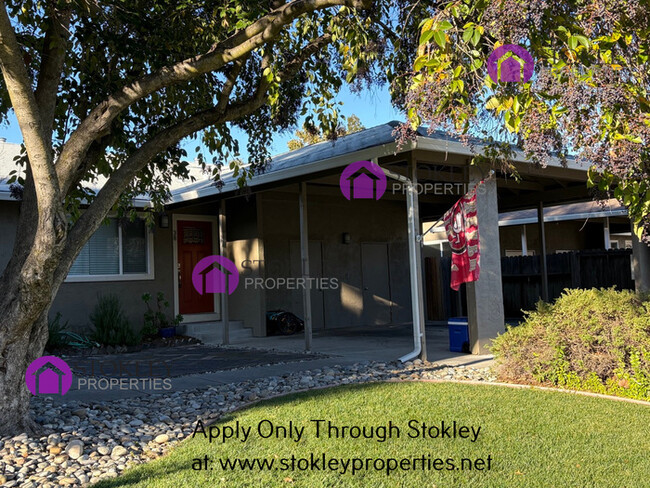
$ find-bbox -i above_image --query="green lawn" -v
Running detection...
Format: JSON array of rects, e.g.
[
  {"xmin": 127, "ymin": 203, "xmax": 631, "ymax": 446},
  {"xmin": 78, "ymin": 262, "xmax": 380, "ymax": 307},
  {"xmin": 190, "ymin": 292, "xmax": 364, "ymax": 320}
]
[{"xmin": 94, "ymin": 382, "xmax": 650, "ymax": 488}]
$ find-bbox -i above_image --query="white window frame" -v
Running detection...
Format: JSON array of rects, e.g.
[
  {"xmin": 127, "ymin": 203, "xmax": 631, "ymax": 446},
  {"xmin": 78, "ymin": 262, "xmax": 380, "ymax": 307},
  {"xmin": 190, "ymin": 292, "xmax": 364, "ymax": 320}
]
[{"xmin": 65, "ymin": 216, "xmax": 155, "ymax": 283}]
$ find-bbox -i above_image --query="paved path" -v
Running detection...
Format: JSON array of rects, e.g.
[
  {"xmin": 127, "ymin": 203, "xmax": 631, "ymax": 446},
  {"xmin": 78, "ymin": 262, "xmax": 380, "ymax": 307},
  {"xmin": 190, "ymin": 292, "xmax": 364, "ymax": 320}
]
[
  {"xmin": 54, "ymin": 325, "xmax": 494, "ymax": 404},
  {"xmin": 65, "ymin": 345, "xmax": 318, "ymax": 378}
]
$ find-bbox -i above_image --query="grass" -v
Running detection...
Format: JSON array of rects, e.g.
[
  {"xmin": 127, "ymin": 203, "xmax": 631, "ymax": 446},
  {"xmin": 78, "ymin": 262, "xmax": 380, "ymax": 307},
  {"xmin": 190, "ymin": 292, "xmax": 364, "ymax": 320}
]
[{"xmin": 94, "ymin": 382, "xmax": 650, "ymax": 488}]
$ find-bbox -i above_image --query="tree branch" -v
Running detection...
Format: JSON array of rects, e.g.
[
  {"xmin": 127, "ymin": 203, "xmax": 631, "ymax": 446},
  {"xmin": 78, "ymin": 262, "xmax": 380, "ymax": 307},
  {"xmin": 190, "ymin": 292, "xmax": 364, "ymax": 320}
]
[
  {"xmin": 55, "ymin": 0, "xmax": 369, "ymax": 196},
  {"xmin": 35, "ymin": 1, "xmax": 72, "ymax": 147},
  {"xmin": 57, "ymin": 34, "xmax": 333, "ymax": 281},
  {"xmin": 217, "ymin": 55, "xmax": 248, "ymax": 112},
  {"xmin": 0, "ymin": 1, "xmax": 59, "ymax": 195}
]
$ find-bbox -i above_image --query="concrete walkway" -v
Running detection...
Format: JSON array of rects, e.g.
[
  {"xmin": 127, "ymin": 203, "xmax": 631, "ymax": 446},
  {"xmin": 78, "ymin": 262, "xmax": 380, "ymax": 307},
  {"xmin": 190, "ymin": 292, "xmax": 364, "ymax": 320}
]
[
  {"xmin": 226, "ymin": 324, "xmax": 492, "ymax": 365},
  {"xmin": 54, "ymin": 325, "xmax": 493, "ymax": 404}
]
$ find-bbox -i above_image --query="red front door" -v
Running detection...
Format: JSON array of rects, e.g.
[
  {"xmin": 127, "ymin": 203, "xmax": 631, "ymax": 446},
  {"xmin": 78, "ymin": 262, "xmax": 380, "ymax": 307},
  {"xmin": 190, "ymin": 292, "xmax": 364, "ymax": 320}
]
[{"xmin": 177, "ymin": 220, "xmax": 214, "ymax": 314}]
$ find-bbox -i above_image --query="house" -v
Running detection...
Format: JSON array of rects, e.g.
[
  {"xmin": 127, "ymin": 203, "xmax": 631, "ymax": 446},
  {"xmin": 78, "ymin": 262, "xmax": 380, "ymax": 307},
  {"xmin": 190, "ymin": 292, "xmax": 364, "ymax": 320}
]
[
  {"xmin": 2, "ymin": 123, "xmax": 650, "ymax": 355},
  {"xmin": 423, "ymin": 199, "xmax": 631, "ymax": 257}
]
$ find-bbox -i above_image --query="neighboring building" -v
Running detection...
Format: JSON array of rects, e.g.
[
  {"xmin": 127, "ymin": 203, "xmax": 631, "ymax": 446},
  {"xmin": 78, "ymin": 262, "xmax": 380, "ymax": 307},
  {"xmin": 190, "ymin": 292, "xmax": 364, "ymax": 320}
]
[
  {"xmin": 1, "ymin": 124, "xmax": 648, "ymax": 354},
  {"xmin": 423, "ymin": 199, "xmax": 631, "ymax": 257}
]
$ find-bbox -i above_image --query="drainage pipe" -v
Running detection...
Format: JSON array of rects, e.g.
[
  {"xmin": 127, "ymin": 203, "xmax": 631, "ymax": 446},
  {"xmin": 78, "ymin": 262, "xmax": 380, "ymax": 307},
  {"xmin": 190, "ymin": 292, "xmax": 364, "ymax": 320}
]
[{"xmin": 377, "ymin": 162, "xmax": 427, "ymax": 362}]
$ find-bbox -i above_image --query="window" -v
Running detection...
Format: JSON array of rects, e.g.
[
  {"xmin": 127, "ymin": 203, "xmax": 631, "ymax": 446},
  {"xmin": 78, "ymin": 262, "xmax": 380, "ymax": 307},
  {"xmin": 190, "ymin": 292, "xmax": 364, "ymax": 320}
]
[{"xmin": 67, "ymin": 217, "xmax": 154, "ymax": 281}]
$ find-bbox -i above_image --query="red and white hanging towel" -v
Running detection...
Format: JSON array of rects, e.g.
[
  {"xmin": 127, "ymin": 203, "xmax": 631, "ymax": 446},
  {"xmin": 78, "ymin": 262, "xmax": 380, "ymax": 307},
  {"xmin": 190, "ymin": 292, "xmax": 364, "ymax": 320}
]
[{"xmin": 443, "ymin": 186, "xmax": 480, "ymax": 290}]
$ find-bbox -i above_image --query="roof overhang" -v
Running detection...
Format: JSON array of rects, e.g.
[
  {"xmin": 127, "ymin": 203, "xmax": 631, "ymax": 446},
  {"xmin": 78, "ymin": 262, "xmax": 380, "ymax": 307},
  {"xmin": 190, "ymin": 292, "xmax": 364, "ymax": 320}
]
[{"xmin": 171, "ymin": 139, "xmax": 414, "ymax": 204}]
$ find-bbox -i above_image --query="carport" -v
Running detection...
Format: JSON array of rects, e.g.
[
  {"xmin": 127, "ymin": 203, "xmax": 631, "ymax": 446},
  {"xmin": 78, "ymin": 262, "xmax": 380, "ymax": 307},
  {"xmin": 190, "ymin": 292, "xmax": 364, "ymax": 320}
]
[{"xmin": 169, "ymin": 121, "xmax": 646, "ymax": 360}]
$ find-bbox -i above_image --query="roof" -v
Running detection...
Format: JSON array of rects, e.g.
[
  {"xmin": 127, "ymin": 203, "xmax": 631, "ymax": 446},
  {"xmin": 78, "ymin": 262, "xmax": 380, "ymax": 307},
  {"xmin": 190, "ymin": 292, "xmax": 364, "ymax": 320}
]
[
  {"xmin": 0, "ymin": 139, "xmax": 207, "ymax": 205},
  {"xmin": 170, "ymin": 121, "xmax": 585, "ymax": 204},
  {"xmin": 171, "ymin": 121, "xmax": 409, "ymax": 203},
  {"xmin": 2, "ymin": 122, "xmax": 588, "ymax": 206},
  {"xmin": 424, "ymin": 199, "xmax": 627, "ymax": 236},
  {"xmin": 498, "ymin": 199, "xmax": 627, "ymax": 226}
]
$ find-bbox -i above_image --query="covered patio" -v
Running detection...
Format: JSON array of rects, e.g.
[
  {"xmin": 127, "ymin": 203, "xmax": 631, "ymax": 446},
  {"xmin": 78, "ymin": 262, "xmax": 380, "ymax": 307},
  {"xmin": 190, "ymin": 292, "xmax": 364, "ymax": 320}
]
[{"xmin": 169, "ymin": 121, "xmax": 646, "ymax": 360}]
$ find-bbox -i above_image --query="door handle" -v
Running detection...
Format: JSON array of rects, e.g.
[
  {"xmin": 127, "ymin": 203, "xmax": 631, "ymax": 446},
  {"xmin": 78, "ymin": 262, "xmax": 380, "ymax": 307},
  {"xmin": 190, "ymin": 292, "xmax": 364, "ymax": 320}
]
[{"xmin": 177, "ymin": 263, "xmax": 182, "ymax": 288}]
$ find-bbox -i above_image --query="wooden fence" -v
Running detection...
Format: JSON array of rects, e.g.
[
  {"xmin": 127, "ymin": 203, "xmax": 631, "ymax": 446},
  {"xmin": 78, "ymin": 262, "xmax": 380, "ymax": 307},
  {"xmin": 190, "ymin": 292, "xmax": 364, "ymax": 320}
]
[{"xmin": 425, "ymin": 249, "xmax": 634, "ymax": 320}]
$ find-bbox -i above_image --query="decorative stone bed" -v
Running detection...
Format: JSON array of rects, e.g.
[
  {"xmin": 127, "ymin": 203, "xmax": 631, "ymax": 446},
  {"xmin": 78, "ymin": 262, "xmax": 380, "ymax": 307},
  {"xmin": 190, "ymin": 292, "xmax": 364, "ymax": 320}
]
[{"xmin": 0, "ymin": 360, "xmax": 495, "ymax": 487}]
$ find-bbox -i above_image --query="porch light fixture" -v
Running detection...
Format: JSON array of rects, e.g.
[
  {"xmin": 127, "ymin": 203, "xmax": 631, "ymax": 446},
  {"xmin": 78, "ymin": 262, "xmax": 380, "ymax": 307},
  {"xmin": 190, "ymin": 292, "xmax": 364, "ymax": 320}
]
[
  {"xmin": 159, "ymin": 213, "xmax": 170, "ymax": 229},
  {"xmin": 342, "ymin": 232, "xmax": 351, "ymax": 244}
]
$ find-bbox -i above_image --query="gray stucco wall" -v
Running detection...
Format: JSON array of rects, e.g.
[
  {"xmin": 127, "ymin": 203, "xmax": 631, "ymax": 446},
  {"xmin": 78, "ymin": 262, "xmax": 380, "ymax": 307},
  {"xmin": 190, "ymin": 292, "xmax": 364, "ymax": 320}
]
[
  {"xmin": 0, "ymin": 200, "xmax": 175, "ymax": 332},
  {"xmin": 258, "ymin": 187, "xmax": 412, "ymax": 329},
  {"xmin": 51, "ymin": 225, "xmax": 174, "ymax": 333}
]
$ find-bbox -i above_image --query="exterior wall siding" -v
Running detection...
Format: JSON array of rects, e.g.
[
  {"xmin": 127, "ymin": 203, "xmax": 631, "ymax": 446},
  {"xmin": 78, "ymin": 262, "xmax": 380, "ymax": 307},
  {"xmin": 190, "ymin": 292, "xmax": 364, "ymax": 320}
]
[
  {"xmin": 51, "ymin": 225, "xmax": 174, "ymax": 333},
  {"xmin": 258, "ymin": 188, "xmax": 412, "ymax": 330}
]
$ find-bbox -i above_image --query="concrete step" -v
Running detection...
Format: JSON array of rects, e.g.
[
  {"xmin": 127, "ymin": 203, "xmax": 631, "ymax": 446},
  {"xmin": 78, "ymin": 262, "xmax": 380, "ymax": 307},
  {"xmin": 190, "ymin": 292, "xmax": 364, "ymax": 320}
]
[{"xmin": 178, "ymin": 320, "xmax": 253, "ymax": 344}]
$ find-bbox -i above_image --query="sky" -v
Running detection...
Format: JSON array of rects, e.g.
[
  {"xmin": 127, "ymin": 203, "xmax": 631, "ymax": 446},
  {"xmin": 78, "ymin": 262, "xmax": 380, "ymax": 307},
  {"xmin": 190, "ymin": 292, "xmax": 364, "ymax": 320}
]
[{"xmin": 0, "ymin": 83, "xmax": 404, "ymax": 163}]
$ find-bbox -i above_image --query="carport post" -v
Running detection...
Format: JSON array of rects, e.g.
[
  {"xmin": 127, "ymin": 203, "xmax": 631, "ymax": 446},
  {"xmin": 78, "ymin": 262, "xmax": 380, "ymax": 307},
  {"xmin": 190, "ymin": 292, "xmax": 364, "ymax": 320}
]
[
  {"xmin": 538, "ymin": 201, "xmax": 549, "ymax": 301},
  {"xmin": 466, "ymin": 166, "xmax": 505, "ymax": 354},
  {"xmin": 299, "ymin": 182, "xmax": 313, "ymax": 353},
  {"xmin": 631, "ymin": 228, "xmax": 650, "ymax": 294},
  {"xmin": 219, "ymin": 199, "xmax": 229, "ymax": 345}
]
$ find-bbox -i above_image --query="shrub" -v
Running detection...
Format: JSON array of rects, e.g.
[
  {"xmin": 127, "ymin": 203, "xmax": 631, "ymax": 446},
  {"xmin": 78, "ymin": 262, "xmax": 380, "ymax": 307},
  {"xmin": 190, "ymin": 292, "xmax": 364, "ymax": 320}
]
[
  {"xmin": 90, "ymin": 294, "xmax": 140, "ymax": 346},
  {"xmin": 491, "ymin": 287, "xmax": 650, "ymax": 401},
  {"xmin": 142, "ymin": 292, "xmax": 183, "ymax": 336},
  {"xmin": 47, "ymin": 312, "xmax": 70, "ymax": 350}
]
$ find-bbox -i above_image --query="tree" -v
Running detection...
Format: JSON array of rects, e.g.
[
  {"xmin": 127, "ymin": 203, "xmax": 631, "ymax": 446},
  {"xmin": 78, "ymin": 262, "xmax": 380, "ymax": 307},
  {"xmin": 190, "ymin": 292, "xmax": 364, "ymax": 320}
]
[
  {"xmin": 287, "ymin": 113, "xmax": 365, "ymax": 149},
  {"xmin": 402, "ymin": 0, "xmax": 650, "ymax": 241},
  {"xmin": 0, "ymin": 0, "xmax": 430, "ymax": 436}
]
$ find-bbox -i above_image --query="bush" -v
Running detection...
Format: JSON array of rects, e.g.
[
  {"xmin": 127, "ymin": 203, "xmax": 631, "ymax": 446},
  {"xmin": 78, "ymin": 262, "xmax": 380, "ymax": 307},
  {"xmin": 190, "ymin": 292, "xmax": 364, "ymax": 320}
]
[
  {"xmin": 47, "ymin": 312, "xmax": 70, "ymax": 350},
  {"xmin": 142, "ymin": 292, "xmax": 183, "ymax": 336},
  {"xmin": 491, "ymin": 287, "xmax": 650, "ymax": 401},
  {"xmin": 90, "ymin": 294, "xmax": 140, "ymax": 346}
]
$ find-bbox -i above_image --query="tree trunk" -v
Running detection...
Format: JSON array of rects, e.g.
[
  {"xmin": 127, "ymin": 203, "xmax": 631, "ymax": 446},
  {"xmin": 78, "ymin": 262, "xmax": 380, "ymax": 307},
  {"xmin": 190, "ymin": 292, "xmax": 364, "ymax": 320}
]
[
  {"xmin": 0, "ymin": 200, "xmax": 67, "ymax": 437},
  {"xmin": 0, "ymin": 311, "xmax": 49, "ymax": 437}
]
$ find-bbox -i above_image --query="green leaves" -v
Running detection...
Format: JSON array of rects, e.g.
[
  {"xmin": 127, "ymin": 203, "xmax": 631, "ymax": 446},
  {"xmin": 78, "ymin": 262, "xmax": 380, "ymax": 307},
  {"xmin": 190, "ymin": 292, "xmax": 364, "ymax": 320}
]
[
  {"xmin": 405, "ymin": 0, "xmax": 650, "ymax": 240},
  {"xmin": 433, "ymin": 30, "xmax": 447, "ymax": 48}
]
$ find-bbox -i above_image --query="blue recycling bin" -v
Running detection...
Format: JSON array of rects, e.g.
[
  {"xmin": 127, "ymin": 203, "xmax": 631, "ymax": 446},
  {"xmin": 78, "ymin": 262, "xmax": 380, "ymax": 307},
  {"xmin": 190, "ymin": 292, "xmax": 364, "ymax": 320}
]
[{"xmin": 448, "ymin": 317, "xmax": 469, "ymax": 353}]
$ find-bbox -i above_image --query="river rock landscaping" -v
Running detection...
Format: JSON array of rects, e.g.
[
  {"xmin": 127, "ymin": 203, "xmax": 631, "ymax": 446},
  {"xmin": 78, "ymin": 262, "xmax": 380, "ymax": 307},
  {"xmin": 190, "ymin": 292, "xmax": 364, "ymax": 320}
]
[{"xmin": 0, "ymin": 361, "xmax": 494, "ymax": 487}]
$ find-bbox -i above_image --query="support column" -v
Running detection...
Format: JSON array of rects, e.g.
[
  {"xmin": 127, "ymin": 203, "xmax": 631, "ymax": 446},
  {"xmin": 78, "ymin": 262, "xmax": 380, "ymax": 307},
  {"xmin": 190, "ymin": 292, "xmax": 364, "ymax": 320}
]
[
  {"xmin": 219, "ymin": 199, "xmax": 229, "ymax": 345},
  {"xmin": 466, "ymin": 167, "xmax": 505, "ymax": 354},
  {"xmin": 299, "ymin": 182, "xmax": 313, "ymax": 352},
  {"xmin": 631, "ymin": 229, "xmax": 650, "ymax": 294},
  {"xmin": 521, "ymin": 225, "xmax": 528, "ymax": 256},
  {"xmin": 537, "ymin": 201, "xmax": 549, "ymax": 301}
]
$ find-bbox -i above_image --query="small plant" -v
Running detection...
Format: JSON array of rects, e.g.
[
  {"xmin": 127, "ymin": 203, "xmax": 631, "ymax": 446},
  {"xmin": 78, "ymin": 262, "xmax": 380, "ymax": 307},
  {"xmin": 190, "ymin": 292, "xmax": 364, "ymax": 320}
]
[
  {"xmin": 64, "ymin": 332, "xmax": 100, "ymax": 349},
  {"xmin": 47, "ymin": 312, "xmax": 70, "ymax": 350},
  {"xmin": 142, "ymin": 292, "xmax": 183, "ymax": 335},
  {"xmin": 90, "ymin": 294, "xmax": 140, "ymax": 346}
]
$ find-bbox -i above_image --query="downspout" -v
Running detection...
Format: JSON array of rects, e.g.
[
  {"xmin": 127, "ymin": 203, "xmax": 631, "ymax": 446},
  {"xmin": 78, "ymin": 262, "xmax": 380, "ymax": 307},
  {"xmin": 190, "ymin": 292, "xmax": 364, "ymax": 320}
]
[{"xmin": 377, "ymin": 162, "xmax": 427, "ymax": 362}]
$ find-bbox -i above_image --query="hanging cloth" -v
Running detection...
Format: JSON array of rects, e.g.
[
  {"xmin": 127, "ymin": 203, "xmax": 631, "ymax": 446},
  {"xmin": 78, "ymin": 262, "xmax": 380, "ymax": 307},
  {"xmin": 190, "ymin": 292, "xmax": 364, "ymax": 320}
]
[{"xmin": 443, "ymin": 184, "xmax": 481, "ymax": 290}]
